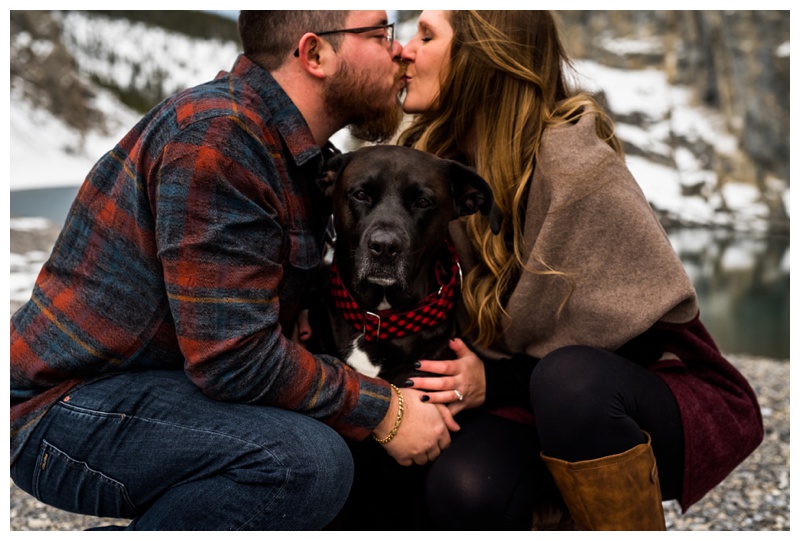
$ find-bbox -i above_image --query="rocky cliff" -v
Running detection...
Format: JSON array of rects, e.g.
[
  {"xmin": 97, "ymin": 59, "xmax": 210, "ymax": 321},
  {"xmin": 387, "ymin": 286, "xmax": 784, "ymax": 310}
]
[
  {"xmin": 10, "ymin": 10, "xmax": 790, "ymax": 233},
  {"xmin": 554, "ymin": 10, "xmax": 789, "ymax": 231}
]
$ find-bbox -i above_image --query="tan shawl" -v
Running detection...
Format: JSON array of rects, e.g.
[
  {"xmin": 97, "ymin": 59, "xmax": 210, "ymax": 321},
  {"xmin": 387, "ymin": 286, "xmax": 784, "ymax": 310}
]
[{"xmin": 449, "ymin": 111, "xmax": 699, "ymax": 360}]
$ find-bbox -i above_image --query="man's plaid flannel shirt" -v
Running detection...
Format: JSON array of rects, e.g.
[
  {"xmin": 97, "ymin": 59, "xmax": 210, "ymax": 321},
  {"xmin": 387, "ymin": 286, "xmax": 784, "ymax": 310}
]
[{"xmin": 10, "ymin": 54, "xmax": 391, "ymax": 464}]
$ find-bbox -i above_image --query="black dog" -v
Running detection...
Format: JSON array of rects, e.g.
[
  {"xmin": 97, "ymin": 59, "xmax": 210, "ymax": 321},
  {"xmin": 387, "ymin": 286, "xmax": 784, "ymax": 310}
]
[{"xmin": 309, "ymin": 145, "xmax": 499, "ymax": 387}]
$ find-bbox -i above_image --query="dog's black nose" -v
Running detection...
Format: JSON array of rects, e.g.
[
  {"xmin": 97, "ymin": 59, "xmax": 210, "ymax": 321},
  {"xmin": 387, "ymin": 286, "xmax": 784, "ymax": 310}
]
[{"xmin": 368, "ymin": 230, "xmax": 402, "ymax": 261}]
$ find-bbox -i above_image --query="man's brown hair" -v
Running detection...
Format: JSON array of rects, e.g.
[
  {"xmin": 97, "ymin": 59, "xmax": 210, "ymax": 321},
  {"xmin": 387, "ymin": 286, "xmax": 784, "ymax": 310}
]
[{"xmin": 238, "ymin": 11, "xmax": 350, "ymax": 71}]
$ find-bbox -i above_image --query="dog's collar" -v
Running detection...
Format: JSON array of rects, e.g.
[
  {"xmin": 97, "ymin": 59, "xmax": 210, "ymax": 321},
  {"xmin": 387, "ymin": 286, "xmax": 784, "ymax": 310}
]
[{"xmin": 329, "ymin": 241, "xmax": 461, "ymax": 342}]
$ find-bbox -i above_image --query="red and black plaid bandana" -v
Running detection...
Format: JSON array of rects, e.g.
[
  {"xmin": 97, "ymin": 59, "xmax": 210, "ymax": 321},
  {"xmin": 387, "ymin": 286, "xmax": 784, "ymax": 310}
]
[{"xmin": 329, "ymin": 241, "xmax": 461, "ymax": 342}]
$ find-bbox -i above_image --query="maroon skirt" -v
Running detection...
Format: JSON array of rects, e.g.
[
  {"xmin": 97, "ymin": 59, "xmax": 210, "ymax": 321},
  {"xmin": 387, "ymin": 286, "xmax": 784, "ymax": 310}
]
[
  {"xmin": 650, "ymin": 316, "xmax": 763, "ymax": 510},
  {"xmin": 487, "ymin": 315, "xmax": 763, "ymax": 512}
]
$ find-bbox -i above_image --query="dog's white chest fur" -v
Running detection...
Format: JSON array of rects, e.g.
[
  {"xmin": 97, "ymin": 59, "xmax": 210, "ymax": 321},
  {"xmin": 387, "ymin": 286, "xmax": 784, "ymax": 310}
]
[
  {"xmin": 345, "ymin": 337, "xmax": 381, "ymax": 378},
  {"xmin": 344, "ymin": 296, "xmax": 390, "ymax": 378}
]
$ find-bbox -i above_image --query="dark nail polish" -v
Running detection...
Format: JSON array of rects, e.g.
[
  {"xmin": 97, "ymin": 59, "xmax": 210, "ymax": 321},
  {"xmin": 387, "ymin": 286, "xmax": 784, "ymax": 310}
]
[
  {"xmin": 413, "ymin": 361, "xmax": 421, "ymax": 369},
  {"xmin": 421, "ymin": 395, "xmax": 430, "ymax": 402},
  {"xmin": 404, "ymin": 379, "xmax": 414, "ymax": 387}
]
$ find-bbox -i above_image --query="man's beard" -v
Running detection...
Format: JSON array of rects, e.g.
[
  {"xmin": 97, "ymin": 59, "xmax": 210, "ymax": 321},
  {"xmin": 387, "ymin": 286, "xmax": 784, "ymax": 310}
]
[{"xmin": 324, "ymin": 60, "xmax": 404, "ymax": 144}]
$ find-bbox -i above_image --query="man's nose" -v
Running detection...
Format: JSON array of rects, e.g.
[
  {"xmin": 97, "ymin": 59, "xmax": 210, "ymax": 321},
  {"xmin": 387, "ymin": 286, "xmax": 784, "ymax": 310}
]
[{"xmin": 391, "ymin": 39, "xmax": 404, "ymax": 61}]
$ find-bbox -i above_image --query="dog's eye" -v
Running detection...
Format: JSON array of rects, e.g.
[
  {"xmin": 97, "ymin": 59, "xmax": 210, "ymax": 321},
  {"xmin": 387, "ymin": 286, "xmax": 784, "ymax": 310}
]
[
  {"xmin": 414, "ymin": 197, "xmax": 432, "ymax": 209},
  {"xmin": 352, "ymin": 190, "xmax": 370, "ymax": 202}
]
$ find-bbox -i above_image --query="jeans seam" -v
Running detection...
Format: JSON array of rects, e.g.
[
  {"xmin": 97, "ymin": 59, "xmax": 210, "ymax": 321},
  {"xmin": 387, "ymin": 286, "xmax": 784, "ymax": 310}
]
[
  {"xmin": 36, "ymin": 438, "xmax": 139, "ymax": 514},
  {"xmin": 237, "ymin": 470, "xmax": 291, "ymax": 531},
  {"xmin": 59, "ymin": 401, "xmax": 128, "ymax": 419},
  {"xmin": 56, "ymin": 402, "xmax": 292, "ymax": 529}
]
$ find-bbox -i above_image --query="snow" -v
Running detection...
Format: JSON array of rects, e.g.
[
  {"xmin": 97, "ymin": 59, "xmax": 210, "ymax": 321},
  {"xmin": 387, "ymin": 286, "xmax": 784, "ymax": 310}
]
[
  {"xmin": 571, "ymin": 61, "xmax": 672, "ymax": 119},
  {"xmin": 5, "ymin": 8, "xmax": 790, "ymax": 360},
  {"xmin": 61, "ymin": 11, "xmax": 240, "ymax": 101},
  {"xmin": 8, "ymin": 217, "xmax": 53, "ymax": 231},
  {"xmin": 625, "ymin": 155, "xmax": 719, "ymax": 224},
  {"xmin": 9, "ymin": 87, "xmax": 139, "ymax": 190},
  {"xmin": 9, "ymin": 11, "xmax": 240, "ymax": 191},
  {"xmin": 9, "ymin": 250, "xmax": 49, "ymax": 304},
  {"xmin": 720, "ymin": 243, "xmax": 758, "ymax": 271},
  {"xmin": 7, "ymin": 15, "xmax": 789, "ymax": 222},
  {"xmin": 598, "ymin": 36, "xmax": 662, "ymax": 56},
  {"xmin": 7, "ymin": 11, "xmax": 785, "ymax": 233},
  {"xmin": 7, "ymin": 9, "xmax": 784, "ymax": 236}
]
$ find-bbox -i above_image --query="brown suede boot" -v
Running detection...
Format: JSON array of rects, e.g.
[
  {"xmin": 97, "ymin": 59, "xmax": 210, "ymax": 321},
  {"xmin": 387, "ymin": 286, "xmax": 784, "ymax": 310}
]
[{"xmin": 540, "ymin": 432, "xmax": 667, "ymax": 531}]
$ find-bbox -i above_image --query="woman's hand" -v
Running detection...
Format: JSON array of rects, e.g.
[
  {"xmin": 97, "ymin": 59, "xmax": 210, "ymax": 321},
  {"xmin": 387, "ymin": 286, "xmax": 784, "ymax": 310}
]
[
  {"xmin": 408, "ymin": 338, "xmax": 486, "ymax": 416},
  {"xmin": 378, "ymin": 388, "xmax": 460, "ymax": 466}
]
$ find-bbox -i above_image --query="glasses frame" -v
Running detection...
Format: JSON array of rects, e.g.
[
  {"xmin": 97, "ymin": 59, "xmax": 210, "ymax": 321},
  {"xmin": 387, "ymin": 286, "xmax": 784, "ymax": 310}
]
[{"xmin": 293, "ymin": 23, "xmax": 395, "ymax": 57}]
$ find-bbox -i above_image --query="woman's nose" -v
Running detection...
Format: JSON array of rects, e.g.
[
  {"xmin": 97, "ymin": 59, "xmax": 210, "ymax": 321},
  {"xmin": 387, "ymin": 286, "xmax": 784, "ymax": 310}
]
[{"xmin": 400, "ymin": 40, "xmax": 416, "ymax": 62}]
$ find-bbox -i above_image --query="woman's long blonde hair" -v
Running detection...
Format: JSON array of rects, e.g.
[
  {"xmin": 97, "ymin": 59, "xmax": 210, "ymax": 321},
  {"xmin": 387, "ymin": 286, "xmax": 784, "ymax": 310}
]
[{"xmin": 400, "ymin": 10, "xmax": 622, "ymax": 346}]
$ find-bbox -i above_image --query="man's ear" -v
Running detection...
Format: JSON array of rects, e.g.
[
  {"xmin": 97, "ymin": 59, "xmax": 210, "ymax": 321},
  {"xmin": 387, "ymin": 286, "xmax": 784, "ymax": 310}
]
[
  {"xmin": 316, "ymin": 152, "xmax": 351, "ymax": 199},
  {"xmin": 447, "ymin": 161, "xmax": 502, "ymax": 235},
  {"xmin": 296, "ymin": 33, "xmax": 327, "ymax": 78}
]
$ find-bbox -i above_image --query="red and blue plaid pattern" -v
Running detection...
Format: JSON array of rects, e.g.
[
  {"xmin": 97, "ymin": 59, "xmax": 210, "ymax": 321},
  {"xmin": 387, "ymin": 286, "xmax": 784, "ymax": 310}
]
[
  {"xmin": 10, "ymin": 55, "xmax": 391, "ymax": 464},
  {"xmin": 329, "ymin": 241, "xmax": 461, "ymax": 341}
]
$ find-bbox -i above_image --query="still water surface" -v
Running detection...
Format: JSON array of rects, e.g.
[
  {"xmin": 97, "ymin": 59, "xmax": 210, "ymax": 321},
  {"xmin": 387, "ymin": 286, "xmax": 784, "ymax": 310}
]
[{"xmin": 10, "ymin": 186, "xmax": 790, "ymax": 359}]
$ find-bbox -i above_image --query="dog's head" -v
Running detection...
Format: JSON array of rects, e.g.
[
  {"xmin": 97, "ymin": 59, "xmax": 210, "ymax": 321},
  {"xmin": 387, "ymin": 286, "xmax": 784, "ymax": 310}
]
[{"xmin": 318, "ymin": 146, "xmax": 500, "ymax": 308}]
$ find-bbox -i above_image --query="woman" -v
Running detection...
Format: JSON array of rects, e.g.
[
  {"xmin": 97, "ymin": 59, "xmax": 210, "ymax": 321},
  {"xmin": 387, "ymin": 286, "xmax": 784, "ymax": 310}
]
[{"xmin": 395, "ymin": 10, "xmax": 763, "ymax": 530}]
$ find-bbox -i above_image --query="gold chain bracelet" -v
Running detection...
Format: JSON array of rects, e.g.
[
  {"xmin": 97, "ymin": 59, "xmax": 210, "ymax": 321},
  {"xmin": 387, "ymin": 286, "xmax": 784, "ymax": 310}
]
[{"xmin": 373, "ymin": 384, "xmax": 404, "ymax": 444}]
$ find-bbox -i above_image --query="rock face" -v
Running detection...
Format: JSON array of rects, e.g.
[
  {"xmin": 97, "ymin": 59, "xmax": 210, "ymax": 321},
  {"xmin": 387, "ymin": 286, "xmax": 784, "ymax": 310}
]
[
  {"xmin": 554, "ymin": 10, "xmax": 790, "ymax": 231},
  {"xmin": 10, "ymin": 10, "xmax": 104, "ymax": 134},
  {"xmin": 9, "ymin": 10, "xmax": 791, "ymax": 233}
]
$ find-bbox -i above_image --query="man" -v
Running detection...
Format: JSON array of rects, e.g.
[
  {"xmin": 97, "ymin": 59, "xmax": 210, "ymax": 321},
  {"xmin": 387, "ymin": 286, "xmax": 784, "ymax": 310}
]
[{"xmin": 10, "ymin": 11, "xmax": 456, "ymax": 530}]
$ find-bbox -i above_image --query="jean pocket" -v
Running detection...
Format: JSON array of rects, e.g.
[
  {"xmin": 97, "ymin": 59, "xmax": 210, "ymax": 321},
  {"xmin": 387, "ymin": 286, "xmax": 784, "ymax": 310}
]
[{"xmin": 33, "ymin": 439, "xmax": 138, "ymax": 519}]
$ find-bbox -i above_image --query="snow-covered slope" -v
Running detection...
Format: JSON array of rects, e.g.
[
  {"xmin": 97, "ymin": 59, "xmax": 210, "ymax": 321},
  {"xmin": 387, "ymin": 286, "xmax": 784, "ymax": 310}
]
[
  {"xmin": 10, "ymin": 11, "xmax": 788, "ymax": 232},
  {"xmin": 10, "ymin": 11, "xmax": 240, "ymax": 190}
]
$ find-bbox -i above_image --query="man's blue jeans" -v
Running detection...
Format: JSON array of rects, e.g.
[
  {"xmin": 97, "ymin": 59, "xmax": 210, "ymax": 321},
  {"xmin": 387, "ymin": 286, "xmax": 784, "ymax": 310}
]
[{"xmin": 11, "ymin": 370, "xmax": 354, "ymax": 530}]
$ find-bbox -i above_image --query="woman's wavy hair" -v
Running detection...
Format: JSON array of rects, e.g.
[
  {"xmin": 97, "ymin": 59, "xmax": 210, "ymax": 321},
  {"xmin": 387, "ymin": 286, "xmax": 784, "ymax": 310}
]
[{"xmin": 399, "ymin": 10, "xmax": 623, "ymax": 346}]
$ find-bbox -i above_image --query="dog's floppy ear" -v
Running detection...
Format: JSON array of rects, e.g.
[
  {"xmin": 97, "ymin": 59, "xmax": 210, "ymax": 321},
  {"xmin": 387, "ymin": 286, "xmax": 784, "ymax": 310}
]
[
  {"xmin": 447, "ymin": 161, "xmax": 502, "ymax": 235},
  {"xmin": 316, "ymin": 151, "xmax": 352, "ymax": 199}
]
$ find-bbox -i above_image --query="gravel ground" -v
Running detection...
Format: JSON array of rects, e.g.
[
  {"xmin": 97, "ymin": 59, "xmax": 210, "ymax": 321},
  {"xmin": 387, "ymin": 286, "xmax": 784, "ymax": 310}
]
[{"xmin": 8, "ymin": 223, "xmax": 790, "ymax": 531}]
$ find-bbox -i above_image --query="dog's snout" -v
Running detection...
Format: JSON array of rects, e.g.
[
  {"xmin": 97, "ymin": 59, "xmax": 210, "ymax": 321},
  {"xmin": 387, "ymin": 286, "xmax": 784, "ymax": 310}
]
[{"xmin": 368, "ymin": 230, "xmax": 402, "ymax": 261}]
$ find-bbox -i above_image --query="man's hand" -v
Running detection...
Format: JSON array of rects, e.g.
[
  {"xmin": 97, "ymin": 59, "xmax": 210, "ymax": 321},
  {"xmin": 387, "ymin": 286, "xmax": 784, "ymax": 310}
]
[{"xmin": 374, "ymin": 387, "xmax": 460, "ymax": 466}]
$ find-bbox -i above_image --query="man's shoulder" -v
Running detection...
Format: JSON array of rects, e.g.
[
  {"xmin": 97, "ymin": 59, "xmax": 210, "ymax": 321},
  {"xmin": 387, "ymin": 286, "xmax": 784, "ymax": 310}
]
[{"xmin": 166, "ymin": 74, "xmax": 272, "ymax": 131}]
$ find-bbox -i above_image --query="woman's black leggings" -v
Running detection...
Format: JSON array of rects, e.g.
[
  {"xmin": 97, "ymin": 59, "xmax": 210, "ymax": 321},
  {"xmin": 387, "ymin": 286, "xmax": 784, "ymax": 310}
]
[{"xmin": 425, "ymin": 345, "xmax": 685, "ymax": 530}]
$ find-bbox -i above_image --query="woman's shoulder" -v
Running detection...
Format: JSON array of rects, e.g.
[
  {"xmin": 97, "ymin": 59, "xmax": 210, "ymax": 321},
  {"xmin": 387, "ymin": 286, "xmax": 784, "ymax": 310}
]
[
  {"xmin": 532, "ymin": 111, "xmax": 633, "ymax": 208},
  {"xmin": 538, "ymin": 109, "xmax": 617, "ymax": 171}
]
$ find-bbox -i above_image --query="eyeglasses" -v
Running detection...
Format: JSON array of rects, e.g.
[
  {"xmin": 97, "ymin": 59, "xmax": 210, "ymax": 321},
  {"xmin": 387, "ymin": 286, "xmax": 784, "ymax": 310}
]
[{"xmin": 293, "ymin": 23, "xmax": 395, "ymax": 57}]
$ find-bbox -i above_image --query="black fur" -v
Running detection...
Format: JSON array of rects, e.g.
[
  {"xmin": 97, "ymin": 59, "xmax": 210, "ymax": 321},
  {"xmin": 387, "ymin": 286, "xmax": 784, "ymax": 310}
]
[{"xmin": 308, "ymin": 146, "xmax": 497, "ymax": 386}]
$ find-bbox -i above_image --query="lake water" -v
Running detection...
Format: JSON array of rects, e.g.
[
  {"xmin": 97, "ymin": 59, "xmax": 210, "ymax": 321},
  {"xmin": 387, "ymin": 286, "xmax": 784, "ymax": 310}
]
[
  {"xmin": 666, "ymin": 228, "xmax": 789, "ymax": 360},
  {"xmin": 10, "ymin": 186, "xmax": 790, "ymax": 360}
]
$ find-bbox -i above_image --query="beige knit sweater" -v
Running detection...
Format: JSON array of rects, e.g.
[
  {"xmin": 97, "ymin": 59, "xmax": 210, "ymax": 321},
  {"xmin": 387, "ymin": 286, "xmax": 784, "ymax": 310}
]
[{"xmin": 449, "ymin": 111, "xmax": 699, "ymax": 360}]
